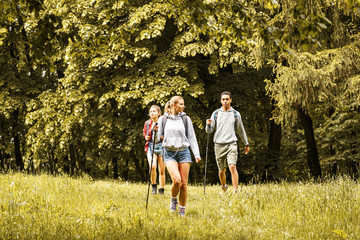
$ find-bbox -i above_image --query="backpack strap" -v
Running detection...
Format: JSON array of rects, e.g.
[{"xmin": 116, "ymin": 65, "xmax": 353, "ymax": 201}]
[
  {"xmin": 214, "ymin": 110, "xmax": 219, "ymax": 129},
  {"xmin": 161, "ymin": 116, "xmax": 167, "ymax": 137},
  {"xmin": 145, "ymin": 120, "xmax": 152, "ymax": 139},
  {"xmin": 181, "ymin": 114, "xmax": 188, "ymax": 138},
  {"xmin": 214, "ymin": 109, "xmax": 237, "ymax": 130},
  {"xmin": 233, "ymin": 110, "xmax": 238, "ymax": 131},
  {"xmin": 146, "ymin": 120, "xmax": 151, "ymax": 133}
]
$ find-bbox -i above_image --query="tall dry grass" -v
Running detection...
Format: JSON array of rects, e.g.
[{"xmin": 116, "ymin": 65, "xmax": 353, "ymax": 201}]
[{"xmin": 0, "ymin": 173, "xmax": 358, "ymax": 239}]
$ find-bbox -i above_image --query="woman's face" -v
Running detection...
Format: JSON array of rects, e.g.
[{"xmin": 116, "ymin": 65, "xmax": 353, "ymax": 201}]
[
  {"xmin": 173, "ymin": 99, "xmax": 185, "ymax": 113},
  {"xmin": 149, "ymin": 107, "xmax": 160, "ymax": 119}
]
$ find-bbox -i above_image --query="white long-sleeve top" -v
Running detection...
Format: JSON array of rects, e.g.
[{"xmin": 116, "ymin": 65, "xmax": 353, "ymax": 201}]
[{"xmin": 157, "ymin": 112, "xmax": 200, "ymax": 159}]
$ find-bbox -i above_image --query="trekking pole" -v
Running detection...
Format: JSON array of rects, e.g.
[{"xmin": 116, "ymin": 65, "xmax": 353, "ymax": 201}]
[
  {"xmin": 203, "ymin": 130, "xmax": 210, "ymax": 195},
  {"xmin": 146, "ymin": 123, "xmax": 157, "ymax": 209}
]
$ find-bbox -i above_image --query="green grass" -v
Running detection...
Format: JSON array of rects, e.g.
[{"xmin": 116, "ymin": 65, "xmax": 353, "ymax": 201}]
[{"xmin": 0, "ymin": 173, "xmax": 359, "ymax": 239}]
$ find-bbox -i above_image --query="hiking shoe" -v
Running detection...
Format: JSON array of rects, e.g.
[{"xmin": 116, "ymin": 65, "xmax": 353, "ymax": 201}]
[
  {"xmin": 169, "ymin": 198, "xmax": 178, "ymax": 212},
  {"xmin": 222, "ymin": 185, "xmax": 228, "ymax": 192},
  {"xmin": 178, "ymin": 208, "xmax": 185, "ymax": 217},
  {"xmin": 158, "ymin": 188, "xmax": 165, "ymax": 195},
  {"xmin": 151, "ymin": 184, "xmax": 157, "ymax": 194}
]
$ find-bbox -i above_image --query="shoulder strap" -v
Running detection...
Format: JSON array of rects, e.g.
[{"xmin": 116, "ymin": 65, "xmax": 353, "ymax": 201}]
[
  {"xmin": 181, "ymin": 115, "xmax": 188, "ymax": 138},
  {"xmin": 146, "ymin": 120, "xmax": 151, "ymax": 135},
  {"xmin": 214, "ymin": 110, "xmax": 218, "ymax": 120},
  {"xmin": 233, "ymin": 110, "xmax": 238, "ymax": 130},
  {"xmin": 161, "ymin": 116, "xmax": 167, "ymax": 137},
  {"xmin": 214, "ymin": 110, "xmax": 219, "ymax": 129}
]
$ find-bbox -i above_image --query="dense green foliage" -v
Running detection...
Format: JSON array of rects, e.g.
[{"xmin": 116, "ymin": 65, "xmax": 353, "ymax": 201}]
[
  {"xmin": 1, "ymin": 173, "xmax": 359, "ymax": 239},
  {"xmin": 1, "ymin": 0, "xmax": 360, "ymax": 181}
]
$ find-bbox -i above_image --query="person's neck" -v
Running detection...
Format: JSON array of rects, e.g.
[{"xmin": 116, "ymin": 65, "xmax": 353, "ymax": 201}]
[
  {"xmin": 171, "ymin": 110, "xmax": 179, "ymax": 115},
  {"xmin": 222, "ymin": 106, "xmax": 231, "ymax": 111},
  {"xmin": 151, "ymin": 117, "xmax": 158, "ymax": 122}
]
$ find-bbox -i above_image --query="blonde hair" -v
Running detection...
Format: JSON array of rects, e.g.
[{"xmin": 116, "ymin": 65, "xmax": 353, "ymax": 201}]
[
  {"xmin": 164, "ymin": 101, "xmax": 171, "ymax": 114},
  {"xmin": 149, "ymin": 105, "xmax": 162, "ymax": 116}
]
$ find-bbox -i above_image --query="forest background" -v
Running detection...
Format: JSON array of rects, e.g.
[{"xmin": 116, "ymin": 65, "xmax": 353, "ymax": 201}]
[{"xmin": 1, "ymin": 0, "xmax": 360, "ymax": 184}]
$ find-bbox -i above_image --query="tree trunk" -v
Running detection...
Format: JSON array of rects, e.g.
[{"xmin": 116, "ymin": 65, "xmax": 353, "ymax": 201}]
[
  {"xmin": 13, "ymin": 134, "xmax": 23, "ymax": 170},
  {"xmin": 133, "ymin": 156, "xmax": 146, "ymax": 182},
  {"xmin": 0, "ymin": 150, "xmax": 3, "ymax": 171},
  {"xmin": 264, "ymin": 100, "xmax": 282, "ymax": 181},
  {"xmin": 348, "ymin": 161, "xmax": 359, "ymax": 179},
  {"xmin": 12, "ymin": 109, "xmax": 23, "ymax": 171},
  {"xmin": 78, "ymin": 150, "xmax": 86, "ymax": 174},
  {"xmin": 53, "ymin": 158, "xmax": 58, "ymax": 175},
  {"xmin": 63, "ymin": 155, "xmax": 70, "ymax": 174},
  {"xmin": 69, "ymin": 144, "xmax": 77, "ymax": 176},
  {"xmin": 105, "ymin": 164, "xmax": 109, "ymax": 178},
  {"xmin": 122, "ymin": 158, "xmax": 129, "ymax": 180},
  {"xmin": 141, "ymin": 154, "xmax": 145, "ymax": 168},
  {"xmin": 48, "ymin": 151, "xmax": 54, "ymax": 174},
  {"xmin": 331, "ymin": 163, "xmax": 337, "ymax": 176},
  {"xmin": 349, "ymin": 131, "xmax": 359, "ymax": 179},
  {"xmin": 112, "ymin": 156, "xmax": 119, "ymax": 179},
  {"xmin": 328, "ymin": 108, "xmax": 337, "ymax": 176},
  {"xmin": 265, "ymin": 116, "xmax": 282, "ymax": 181},
  {"xmin": 298, "ymin": 107, "xmax": 322, "ymax": 178}
]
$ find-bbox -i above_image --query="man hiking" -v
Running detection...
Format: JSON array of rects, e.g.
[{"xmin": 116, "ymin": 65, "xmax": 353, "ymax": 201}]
[{"xmin": 205, "ymin": 91, "xmax": 250, "ymax": 193}]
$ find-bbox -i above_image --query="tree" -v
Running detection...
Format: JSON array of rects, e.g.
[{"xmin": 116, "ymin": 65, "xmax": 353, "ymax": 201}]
[
  {"xmin": 265, "ymin": 0, "xmax": 360, "ymax": 178},
  {"xmin": 0, "ymin": 0, "xmax": 59, "ymax": 171},
  {"xmin": 7, "ymin": 0, "xmax": 359, "ymax": 181},
  {"xmin": 23, "ymin": 0, "xmax": 283, "ymax": 182}
]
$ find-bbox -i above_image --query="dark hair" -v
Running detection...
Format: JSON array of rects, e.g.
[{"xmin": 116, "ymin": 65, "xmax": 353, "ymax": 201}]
[{"xmin": 221, "ymin": 91, "xmax": 232, "ymax": 99}]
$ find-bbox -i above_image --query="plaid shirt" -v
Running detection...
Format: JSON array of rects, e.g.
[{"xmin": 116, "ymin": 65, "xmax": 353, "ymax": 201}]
[{"xmin": 143, "ymin": 119, "xmax": 153, "ymax": 153}]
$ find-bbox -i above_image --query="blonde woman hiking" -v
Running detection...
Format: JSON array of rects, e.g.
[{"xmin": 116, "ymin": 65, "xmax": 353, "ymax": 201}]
[{"xmin": 156, "ymin": 96, "xmax": 201, "ymax": 217}]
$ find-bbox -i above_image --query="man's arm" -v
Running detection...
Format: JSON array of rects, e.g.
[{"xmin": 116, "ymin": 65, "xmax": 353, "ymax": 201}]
[
  {"xmin": 205, "ymin": 111, "xmax": 216, "ymax": 133},
  {"xmin": 235, "ymin": 111, "xmax": 249, "ymax": 146}
]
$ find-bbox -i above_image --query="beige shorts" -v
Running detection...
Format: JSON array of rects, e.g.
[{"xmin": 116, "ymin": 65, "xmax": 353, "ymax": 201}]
[{"xmin": 214, "ymin": 143, "xmax": 238, "ymax": 170}]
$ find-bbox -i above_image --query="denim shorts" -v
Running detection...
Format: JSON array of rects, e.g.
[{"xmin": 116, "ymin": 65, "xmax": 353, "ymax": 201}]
[
  {"xmin": 163, "ymin": 148, "xmax": 192, "ymax": 164},
  {"xmin": 148, "ymin": 142, "xmax": 163, "ymax": 156}
]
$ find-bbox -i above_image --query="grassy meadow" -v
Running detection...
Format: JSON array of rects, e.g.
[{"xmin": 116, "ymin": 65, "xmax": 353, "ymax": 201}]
[{"xmin": 0, "ymin": 173, "xmax": 359, "ymax": 239}]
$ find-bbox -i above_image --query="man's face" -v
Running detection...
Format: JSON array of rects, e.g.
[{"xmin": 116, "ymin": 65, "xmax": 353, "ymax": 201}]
[{"xmin": 221, "ymin": 94, "xmax": 232, "ymax": 108}]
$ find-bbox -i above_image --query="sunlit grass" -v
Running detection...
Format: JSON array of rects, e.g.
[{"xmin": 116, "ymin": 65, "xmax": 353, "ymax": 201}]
[{"xmin": 0, "ymin": 173, "xmax": 359, "ymax": 239}]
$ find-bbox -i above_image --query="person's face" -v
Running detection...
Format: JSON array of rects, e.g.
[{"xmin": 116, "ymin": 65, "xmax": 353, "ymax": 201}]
[
  {"xmin": 149, "ymin": 107, "xmax": 160, "ymax": 118},
  {"xmin": 221, "ymin": 94, "xmax": 232, "ymax": 108},
  {"xmin": 174, "ymin": 99, "xmax": 185, "ymax": 113}
]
